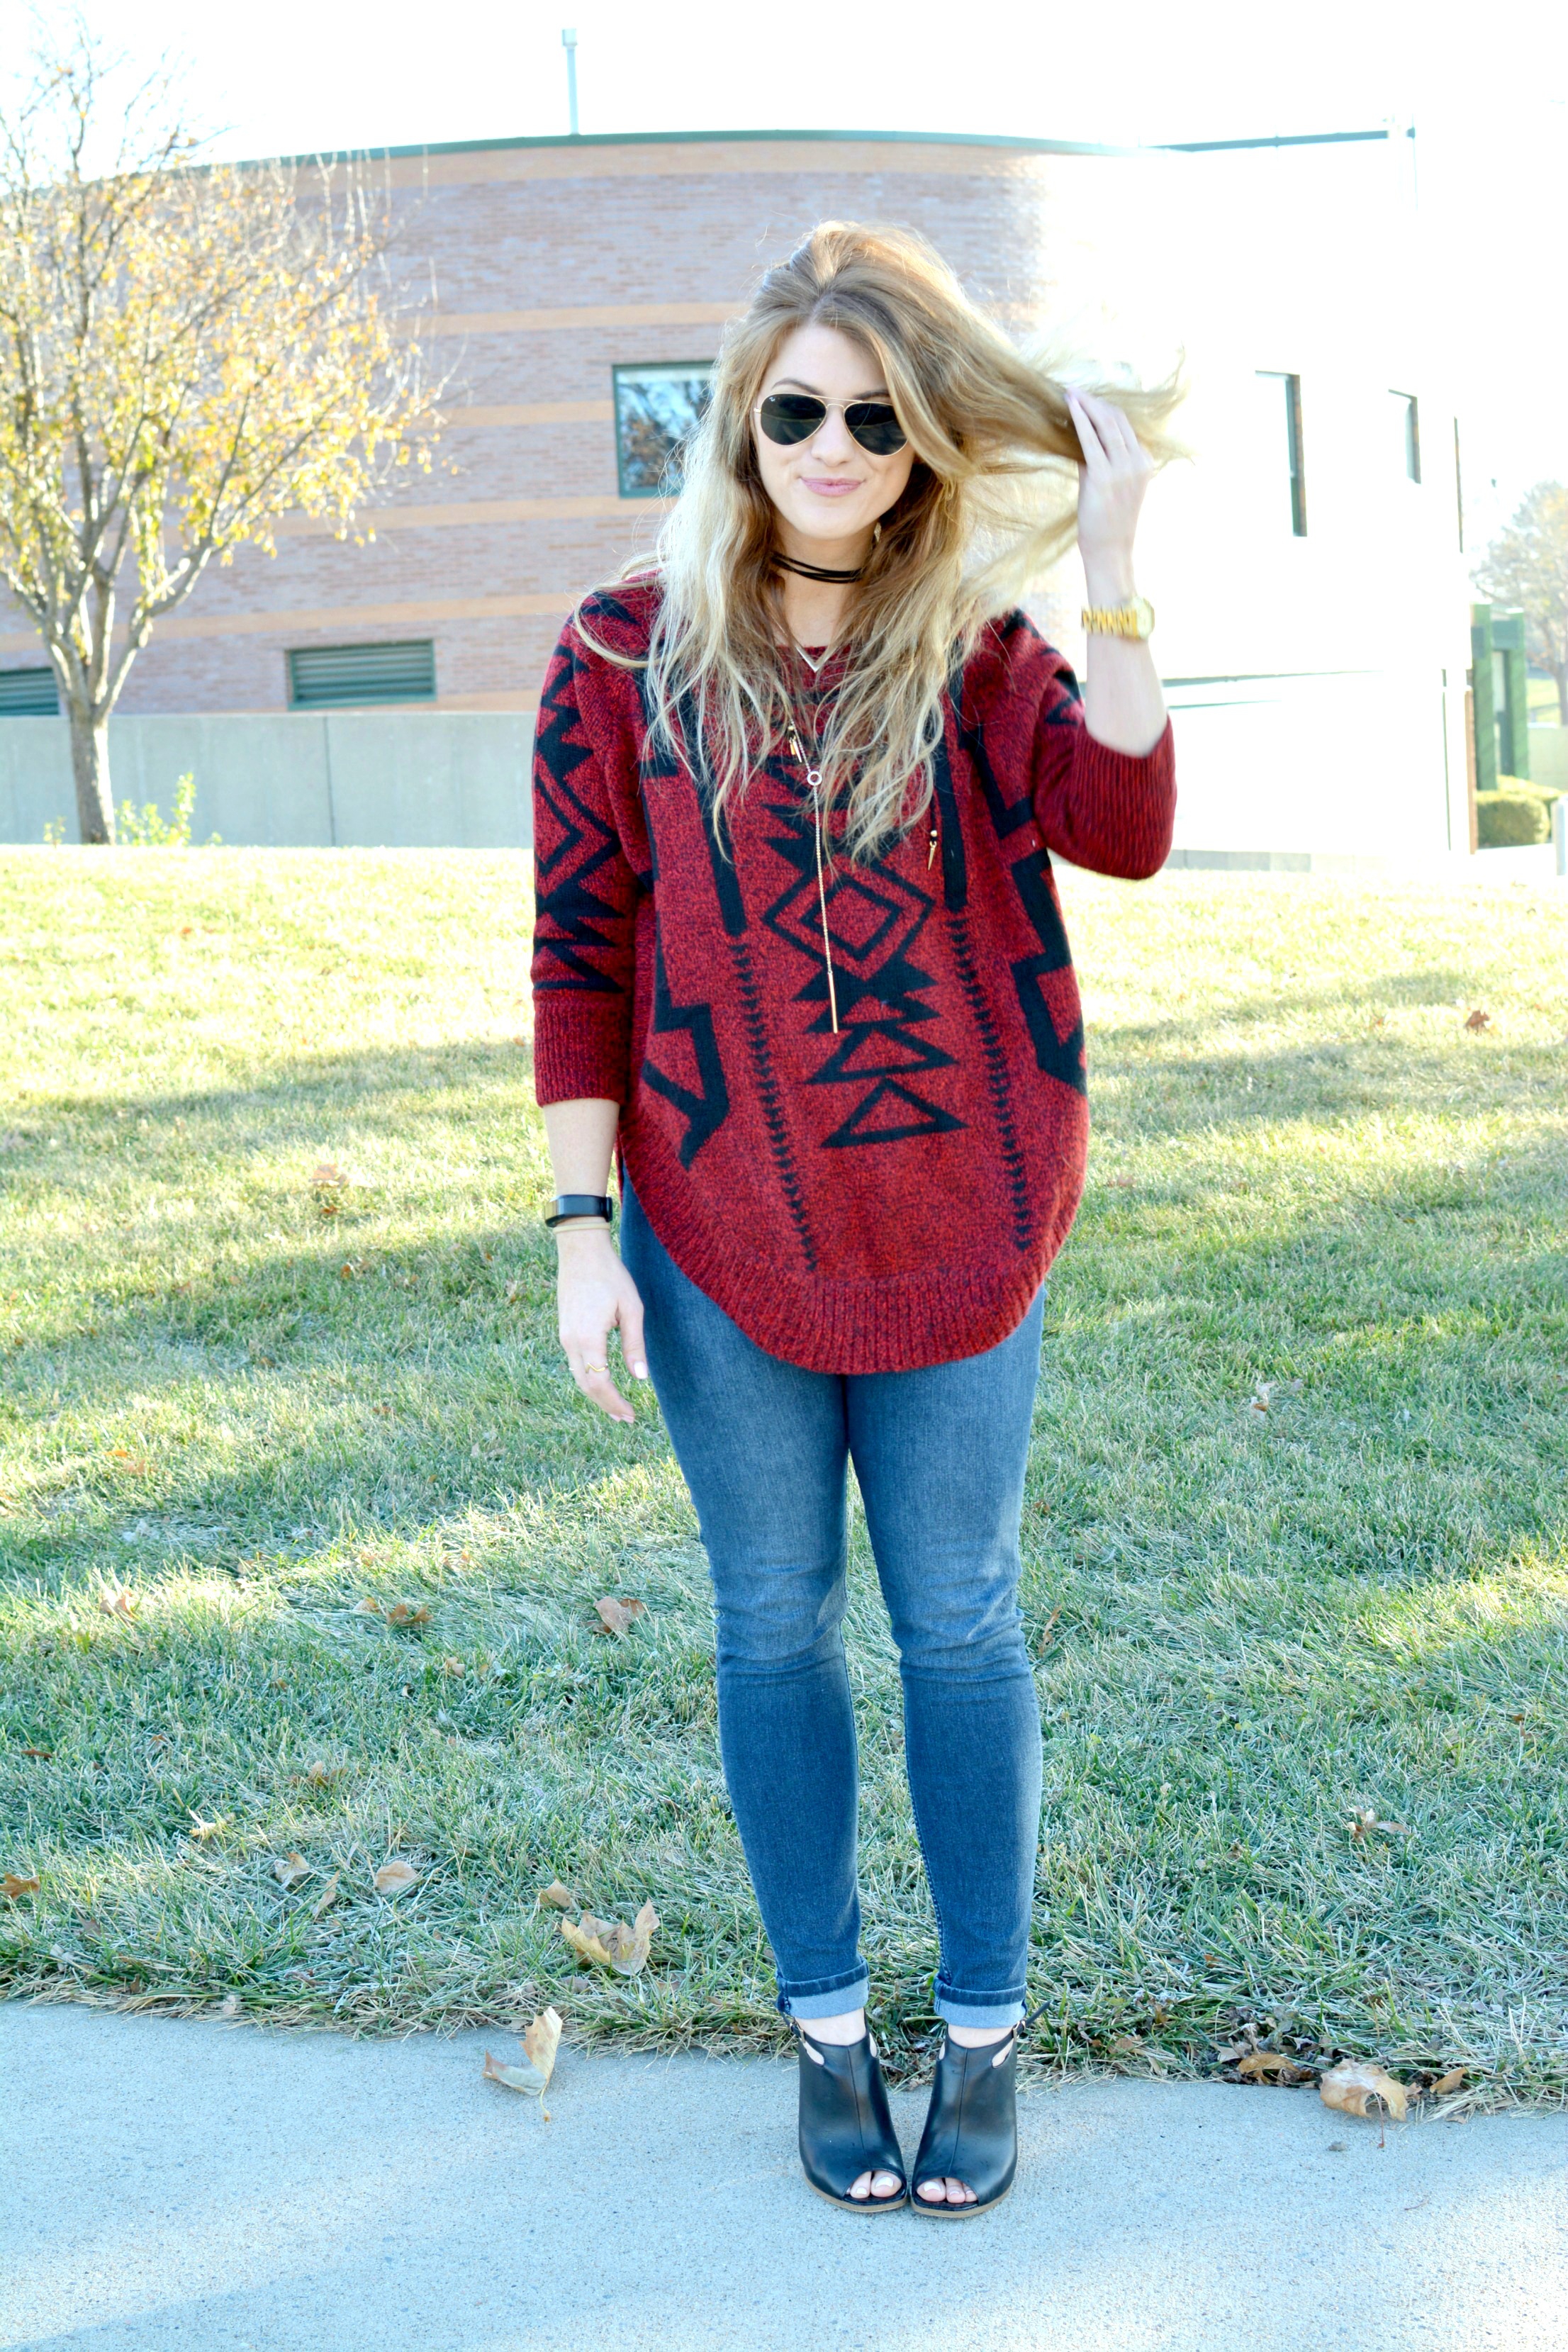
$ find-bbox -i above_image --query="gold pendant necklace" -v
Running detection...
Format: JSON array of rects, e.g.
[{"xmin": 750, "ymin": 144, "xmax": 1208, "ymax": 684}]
[{"xmin": 785, "ymin": 707, "xmax": 839, "ymax": 1034}]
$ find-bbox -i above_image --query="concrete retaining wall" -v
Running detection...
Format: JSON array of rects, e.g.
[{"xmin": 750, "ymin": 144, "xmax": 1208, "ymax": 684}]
[{"xmin": 0, "ymin": 712, "xmax": 534, "ymax": 849}]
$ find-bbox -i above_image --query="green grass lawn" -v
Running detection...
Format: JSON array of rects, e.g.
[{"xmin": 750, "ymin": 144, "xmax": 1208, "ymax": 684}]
[{"xmin": 1, "ymin": 849, "xmax": 1565, "ymax": 2101}]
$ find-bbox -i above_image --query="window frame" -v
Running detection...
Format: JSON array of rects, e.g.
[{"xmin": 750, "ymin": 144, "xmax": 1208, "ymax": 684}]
[
  {"xmin": 1255, "ymin": 370, "xmax": 1308, "ymax": 537},
  {"xmin": 611, "ymin": 360, "xmax": 715, "ymax": 500},
  {"xmin": 1391, "ymin": 391, "xmax": 1421, "ymax": 484}
]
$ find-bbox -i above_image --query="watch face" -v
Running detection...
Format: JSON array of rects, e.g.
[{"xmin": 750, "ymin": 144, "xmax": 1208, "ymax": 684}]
[{"xmin": 1131, "ymin": 597, "xmax": 1155, "ymax": 637}]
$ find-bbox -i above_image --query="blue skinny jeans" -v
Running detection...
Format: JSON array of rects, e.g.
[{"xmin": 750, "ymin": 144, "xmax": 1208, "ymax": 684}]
[{"xmin": 622, "ymin": 1183, "xmax": 1044, "ymax": 2028}]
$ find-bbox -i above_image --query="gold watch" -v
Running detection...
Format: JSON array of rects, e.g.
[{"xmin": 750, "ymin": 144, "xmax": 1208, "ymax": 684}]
[{"xmin": 1081, "ymin": 597, "xmax": 1155, "ymax": 639}]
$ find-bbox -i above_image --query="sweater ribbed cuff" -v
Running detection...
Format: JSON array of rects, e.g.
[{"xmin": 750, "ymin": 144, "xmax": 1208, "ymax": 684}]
[
  {"xmin": 531, "ymin": 996, "xmax": 631, "ymax": 1106},
  {"xmin": 1054, "ymin": 720, "xmax": 1177, "ymax": 879}
]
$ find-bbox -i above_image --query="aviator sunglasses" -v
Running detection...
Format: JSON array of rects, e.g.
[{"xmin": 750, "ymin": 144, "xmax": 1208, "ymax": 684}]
[{"xmin": 756, "ymin": 391, "xmax": 908, "ymax": 457}]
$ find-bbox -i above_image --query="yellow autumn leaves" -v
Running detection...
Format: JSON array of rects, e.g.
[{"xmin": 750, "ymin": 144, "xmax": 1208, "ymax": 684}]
[
  {"xmin": 480, "ymin": 1878, "xmax": 661, "ymax": 2126},
  {"xmin": 539, "ymin": 1877, "xmax": 660, "ymax": 1978}
]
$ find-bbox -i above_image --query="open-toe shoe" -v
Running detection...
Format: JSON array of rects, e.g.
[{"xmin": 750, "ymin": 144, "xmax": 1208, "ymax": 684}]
[
  {"xmin": 910, "ymin": 2028, "xmax": 1019, "ymax": 2218},
  {"xmin": 794, "ymin": 2024, "xmax": 908, "ymax": 2212}
]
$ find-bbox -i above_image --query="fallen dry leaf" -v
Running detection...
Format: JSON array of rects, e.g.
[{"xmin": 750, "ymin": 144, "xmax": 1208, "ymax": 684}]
[
  {"xmin": 188, "ymin": 1813, "xmax": 228, "ymax": 1841},
  {"xmin": 1348, "ymin": 1806, "xmax": 1413, "ymax": 1840},
  {"xmin": 1109, "ymin": 2033, "xmax": 1143, "ymax": 2056},
  {"xmin": 1464, "ymin": 1008, "xmax": 1491, "ymax": 1031},
  {"xmin": 374, "ymin": 1858, "xmax": 419, "ymax": 1898},
  {"xmin": 593, "ymin": 1595, "xmax": 649, "ymax": 1637},
  {"xmin": 110, "ymin": 1449, "xmax": 150, "ymax": 1475},
  {"xmin": 311, "ymin": 1872, "xmax": 342, "ymax": 1920},
  {"xmin": 216, "ymin": 1992, "xmax": 241, "ymax": 2019},
  {"xmin": 311, "ymin": 1162, "xmax": 347, "ymax": 1186},
  {"xmin": 483, "ymin": 2007, "xmax": 563, "ymax": 2119},
  {"xmin": 384, "ymin": 1601, "xmax": 432, "ymax": 1628},
  {"xmin": 2, "ymin": 1873, "xmax": 40, "ymax": 1899},
  {"xmin": 1238, "ymin": 2049, "xmax": 1308, "ymax": 2083},
  {"xmin": 504, "ymin": 1279, "xmax": 522, "ymax": 1301},
  {"xmin": 561, "ymin": 1897, "xmax": 658, "ymax": 1976},
  {"xmin": 538, "ymin": 1880, "xmax": 578, "ymax": 1910},
  {"xmin": 1036, "ymin": 1606, "xmax": 1062, "ymax": 1655},
  {"xmin": 97, "ymin": 1581, "xmax": 139, "ymax": 1620},
  {"xmin": 442, "ymin": 1656, "xmax": 466, "ymax": 1676},
  {"xmin": 1429, "ymin": 2068, "xmax": 1466, "ymax": 2099},
  {"xmin": 302, "ymin": 1762, "xmax": 337, "ymax": 1788},
  {"xmin": 271, "ymin": 1853, "xmax": 310, "ymax": 1890},
  {"xmin": 522, "ymin": 2005, "xmax": 563, "ymax": 2085},
  {"xmin": 1320, "ymin": 2059, "xmax": 1409, "ymax": 2122},
  {"xmin": 354, "ymin": 1597, "xmax": 383, "ymax": 1617}
]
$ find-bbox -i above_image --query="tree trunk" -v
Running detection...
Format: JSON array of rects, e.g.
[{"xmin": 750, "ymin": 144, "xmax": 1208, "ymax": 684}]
[{"xmin": 69, "ymin": 708, "xmax": 114, "ymax": 844}]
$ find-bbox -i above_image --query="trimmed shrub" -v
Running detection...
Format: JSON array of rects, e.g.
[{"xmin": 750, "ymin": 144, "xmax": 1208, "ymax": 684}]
[{"xmin": 1478, "ymin": 784, "xmax": 1556, "ymax": 847}]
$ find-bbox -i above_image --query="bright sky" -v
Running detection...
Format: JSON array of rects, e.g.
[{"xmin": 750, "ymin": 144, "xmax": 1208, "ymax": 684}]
[{"xmin": 5, "ymin": 0, "xmax": 1564, "ymax": 531}]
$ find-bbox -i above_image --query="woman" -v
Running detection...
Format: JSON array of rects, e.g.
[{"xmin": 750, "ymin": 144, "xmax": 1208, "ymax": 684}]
[{"xmin": 532, "ymin": 223, "xmax": 1178, "ymax": 2217}]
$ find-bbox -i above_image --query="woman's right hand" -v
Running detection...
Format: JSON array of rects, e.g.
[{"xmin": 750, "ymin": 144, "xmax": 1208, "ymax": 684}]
[{"xmin": 554, "ymin": 1224, "xmax": 648, "ymax": 1424}]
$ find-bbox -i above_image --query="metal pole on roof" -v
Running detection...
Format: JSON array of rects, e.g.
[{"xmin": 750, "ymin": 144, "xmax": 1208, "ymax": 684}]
[{"xmin": 562, "ymin": 29, "xmax": 579, "ymax": 137}]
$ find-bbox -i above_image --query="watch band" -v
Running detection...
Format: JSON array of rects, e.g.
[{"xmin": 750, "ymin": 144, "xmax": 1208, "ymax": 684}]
[
  {"xmin": 1081, "ymin": 598, "xmax": 1155, "ymax": 639},
  {"xmin": 544, "ymin": 1193, "xmax": 615, "ymax": 1229}
]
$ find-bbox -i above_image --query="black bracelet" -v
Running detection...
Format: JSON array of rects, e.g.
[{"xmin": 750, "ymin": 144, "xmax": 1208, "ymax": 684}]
[{"xmin": 544, "ymin": 1194, "xmax": 615, "ymax": 1229}]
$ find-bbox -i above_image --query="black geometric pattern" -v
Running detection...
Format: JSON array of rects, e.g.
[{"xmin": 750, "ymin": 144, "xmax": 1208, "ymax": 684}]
[
  {"xmin": 1007, "ymin": 846, "xmax": 1087, "ymax": 1098},
  {"xmin": 759, "ymin": 783, "xmax": 965, "ymax": 1150},
  {"xmin": 532, "ymin": 652, "xmax": 629, "ymax": 996},
  {"xmin": 640, "ymin": 935, "xmax": 729, "ymax": 1167},
  {"xmin": 822, "ymin": 1077, "xmax": 965, "ymax": 1149}
]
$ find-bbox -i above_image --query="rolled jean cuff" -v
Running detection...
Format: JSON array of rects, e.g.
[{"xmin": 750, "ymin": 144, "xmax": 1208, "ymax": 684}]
[
  {"xmin": 778, "ymin": 1969, "xmax": 871, "ymax": 2020},
  {"xmin": 934, "ymin": 1982, "xmax": 1026, "ymax": 2030}
]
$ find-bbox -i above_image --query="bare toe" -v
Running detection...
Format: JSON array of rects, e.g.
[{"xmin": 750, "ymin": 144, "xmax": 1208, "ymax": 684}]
[
  {"xmin": 849, "ymin": 2171, "xmax": 873, "ymax": 2200},
  {"xmin": 871, "ymin": 2169, "xmax": 902, "ymax": 2198},
  {"xmin": 917, "ymin": 2179, "xmax": 947, "ymax": 2202}
]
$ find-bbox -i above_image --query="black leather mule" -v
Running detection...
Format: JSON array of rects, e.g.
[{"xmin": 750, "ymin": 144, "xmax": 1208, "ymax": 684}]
[
  {"xmin": 794, "ymin": 2025, "xmax": 908, "ymax": 2212},
  {"xmin": 910, "ymin": 2027, "xmax": 1019, "ymax": 2217}
]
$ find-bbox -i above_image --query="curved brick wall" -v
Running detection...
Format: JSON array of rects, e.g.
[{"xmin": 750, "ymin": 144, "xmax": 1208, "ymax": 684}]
[{"xmin": 6, "ymin": 133, "xmax": 1146, "ymax": 717}]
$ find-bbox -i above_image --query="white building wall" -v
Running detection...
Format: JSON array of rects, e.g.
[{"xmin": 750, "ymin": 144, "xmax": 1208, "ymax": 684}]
[{"xmin": 1116, "ymin": 138, "xmax": 1474, "ymax": 865}]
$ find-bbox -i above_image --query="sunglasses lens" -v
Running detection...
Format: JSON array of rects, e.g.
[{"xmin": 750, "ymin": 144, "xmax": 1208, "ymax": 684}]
[
  {"xmin": 758, "ymin": 393, "xmax": 827, "ymax": 445},
  {"xmin": 846, "ymin": 403, "xmax": 907, "ymax": 455}
]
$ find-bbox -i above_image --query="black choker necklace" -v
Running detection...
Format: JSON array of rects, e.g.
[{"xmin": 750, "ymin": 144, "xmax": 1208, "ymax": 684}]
[{"xmin": 773, "ymin": 554, "xmax": 865, "ymax": 585}]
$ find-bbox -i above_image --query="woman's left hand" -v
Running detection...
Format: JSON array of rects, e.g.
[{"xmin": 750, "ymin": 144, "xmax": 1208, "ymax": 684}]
[{"xmin": 1066, "ymin": 388, "xmax": 1155, "ymax": 597}]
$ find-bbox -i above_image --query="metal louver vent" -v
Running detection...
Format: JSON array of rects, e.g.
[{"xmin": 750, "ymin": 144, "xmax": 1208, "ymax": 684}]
[
  {"xmin": 0, "ymin": 666, "xmax": 60, "ymax": 716},
  {"xmin": 287, "ymin": 641, "xmax": 436, "ymax": 710}
]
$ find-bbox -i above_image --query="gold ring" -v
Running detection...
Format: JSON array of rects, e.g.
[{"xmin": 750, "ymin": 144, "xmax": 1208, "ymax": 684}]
[{"xmin": 581, "ymin": 1362, "xmax": 607, "ymax": 1377}]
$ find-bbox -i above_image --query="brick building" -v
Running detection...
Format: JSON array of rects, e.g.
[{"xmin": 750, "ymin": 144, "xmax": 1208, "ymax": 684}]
[{"xmin": 0, "ymin": 126, "xmax": 1477, "ymax": 863}]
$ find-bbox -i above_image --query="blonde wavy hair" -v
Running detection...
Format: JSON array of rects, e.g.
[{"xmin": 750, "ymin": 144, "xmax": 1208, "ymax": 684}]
[{"xmin": 581, "ymin": 220, "xmax": 1182, "ymax": 861}]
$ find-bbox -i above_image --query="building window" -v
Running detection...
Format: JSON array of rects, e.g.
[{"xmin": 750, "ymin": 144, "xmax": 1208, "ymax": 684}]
[
  {"xmin": 612, "ymin": 362, "xmax": 712, "ymax": 498},
  {"xmin": 287, "ymin": 641, "xmax": 436, "ymax": 710},
  {"xmin": 1391, "ymin": 391, "xmax": 1421, "ymax": 482},
  {"xmin": 1255, "ymin": 371, "xmax": 1307, "ymax": 536},
  {"xmin": 0, "ymin": 666, "xmax": 59, "ymax": 716}
]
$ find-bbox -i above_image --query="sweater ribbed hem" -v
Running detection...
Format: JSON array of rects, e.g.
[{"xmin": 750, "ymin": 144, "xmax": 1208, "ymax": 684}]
[{"xmin": 622, "ymin": 1136, "xmax": 1077, "ymax": 1374}]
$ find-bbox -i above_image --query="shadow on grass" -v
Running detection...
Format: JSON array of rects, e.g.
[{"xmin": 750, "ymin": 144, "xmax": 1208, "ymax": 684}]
[{"xmin": 1, "ymin": 1134, "xmax": 1562, "ymax": 1599}]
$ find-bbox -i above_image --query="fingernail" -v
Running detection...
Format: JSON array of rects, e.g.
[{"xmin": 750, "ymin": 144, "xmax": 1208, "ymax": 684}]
[{"xmin": 633, "ymin": 1362, "xmax": 649, "ymax": 1381}]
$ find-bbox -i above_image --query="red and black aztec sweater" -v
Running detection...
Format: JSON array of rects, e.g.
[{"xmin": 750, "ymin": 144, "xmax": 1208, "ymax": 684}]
[{"xmin": 530, "ymin": 581, "xmax": 1175, "ymax": 1374}]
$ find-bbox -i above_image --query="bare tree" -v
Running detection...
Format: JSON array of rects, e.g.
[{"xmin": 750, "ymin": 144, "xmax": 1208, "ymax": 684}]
[
  {"xmin": 1473, "ymin": 481, "xmax": 1568, "ymax": 727},
  {"xmin": 0, "ymin": 22, "xmax": 440, "ymax": 842}
]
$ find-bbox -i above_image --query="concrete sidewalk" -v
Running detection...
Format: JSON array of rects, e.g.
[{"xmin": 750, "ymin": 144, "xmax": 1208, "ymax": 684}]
[{"xmin": 1, "ymin": 2004, "xmax": 1563, "ymax": 2352}]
